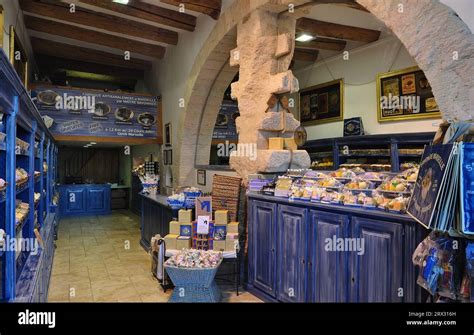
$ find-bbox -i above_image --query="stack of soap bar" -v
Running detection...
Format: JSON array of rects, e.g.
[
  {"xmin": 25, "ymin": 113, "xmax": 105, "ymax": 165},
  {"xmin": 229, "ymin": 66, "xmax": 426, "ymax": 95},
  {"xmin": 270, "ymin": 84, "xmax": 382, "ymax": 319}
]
[
  {"xmin": 228, "ymin": 222, "xmax": 239, "ymax": 234},
  {"xmin": 178, "ymin": 209, "xmax": 193, "ymax": 223},
  {"xmin": 169, "ymin": 221, "xmax": 180, "ymax": 235},
  {"xmin": 269, "ymin": 137, "xmax": 284, "ymax": 150},
  {"xmin": 176, "ymin": 236, "xmax": 191, "ymax": 250},
  {"xmin": 213, "ymin": 240, "xmax": 226, "ymax": 251},
  {"xmin": 164, "ymin": 234, "xmax": 178, "ymax": 250},
  {"xmin": 214, "ymin": 210, "xmax": 228, "ymax": 225}
]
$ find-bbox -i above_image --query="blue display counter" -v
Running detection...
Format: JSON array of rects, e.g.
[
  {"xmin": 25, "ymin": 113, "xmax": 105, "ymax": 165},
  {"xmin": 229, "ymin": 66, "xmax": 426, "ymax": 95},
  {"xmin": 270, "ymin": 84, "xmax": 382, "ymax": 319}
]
[
  {"xmin": 247, "ymin": 193, "xmax": 427, "ymax": 303},
  {"xmin": 59, "ymin": 184, "xmax": 111, "ymax": 216}
]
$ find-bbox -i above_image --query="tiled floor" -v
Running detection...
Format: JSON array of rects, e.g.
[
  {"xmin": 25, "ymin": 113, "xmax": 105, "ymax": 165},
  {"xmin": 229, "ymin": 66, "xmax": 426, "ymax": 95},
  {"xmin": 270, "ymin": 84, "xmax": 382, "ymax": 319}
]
[{"xmin": 48, "ymin": 210, "xmax": 261, "ymax": 303}]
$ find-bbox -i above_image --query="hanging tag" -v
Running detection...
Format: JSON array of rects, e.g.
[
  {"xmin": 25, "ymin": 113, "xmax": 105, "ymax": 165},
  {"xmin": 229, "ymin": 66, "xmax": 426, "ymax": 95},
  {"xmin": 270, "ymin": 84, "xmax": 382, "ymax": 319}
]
[{"xmin": 197, "ymin": 215, "xmax": 210, "ymax": 235}]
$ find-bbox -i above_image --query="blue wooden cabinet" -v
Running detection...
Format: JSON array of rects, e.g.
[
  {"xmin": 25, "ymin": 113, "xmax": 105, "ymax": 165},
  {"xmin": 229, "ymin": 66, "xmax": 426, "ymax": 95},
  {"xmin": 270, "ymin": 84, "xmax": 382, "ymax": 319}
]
[
  {"xmin": 350, "ymin": 217, "xmax": 403, "ymax": 302},
  {"xmin": 59, "ymin": 184, "xmax": 111, "ymax": 216},
  {"xmin": 308, "ymin": 210, "xmax": 349, "ymax": 302},
  {"xmin": 249, "ymin": 200, "xmax": 277, "ymax": 298},
  {"xmin": 247, "ymin": 194, "xmax": 424, "ymax": 303},
  {"xmin": 277, "ymin": 205, "xmax": 307, "ymax": 302}
]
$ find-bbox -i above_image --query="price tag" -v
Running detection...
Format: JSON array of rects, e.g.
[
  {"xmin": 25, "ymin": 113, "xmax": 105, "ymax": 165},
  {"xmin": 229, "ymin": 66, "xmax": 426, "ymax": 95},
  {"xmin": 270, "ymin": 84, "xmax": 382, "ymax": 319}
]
[{"xmin": 197, "ymin": 215, "xmax": 210, "ymax": 235}]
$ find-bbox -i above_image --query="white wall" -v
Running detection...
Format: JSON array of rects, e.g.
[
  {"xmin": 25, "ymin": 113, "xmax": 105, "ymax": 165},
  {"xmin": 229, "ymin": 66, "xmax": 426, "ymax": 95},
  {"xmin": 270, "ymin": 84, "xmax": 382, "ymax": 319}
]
[
  {"xmin": 441, "ymin": 0, "xmax": 474, "ymax": 32},
  {"xmin": 294, "ymin": 37, "xmax": 444, "ymax": 140}
]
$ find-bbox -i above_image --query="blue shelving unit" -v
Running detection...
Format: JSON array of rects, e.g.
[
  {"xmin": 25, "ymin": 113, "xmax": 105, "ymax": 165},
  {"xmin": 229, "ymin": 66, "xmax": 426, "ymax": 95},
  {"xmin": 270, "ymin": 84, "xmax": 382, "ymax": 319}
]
[{"xmin": 0, "ymin": 49, "xmax": 58, "ymax": 302}]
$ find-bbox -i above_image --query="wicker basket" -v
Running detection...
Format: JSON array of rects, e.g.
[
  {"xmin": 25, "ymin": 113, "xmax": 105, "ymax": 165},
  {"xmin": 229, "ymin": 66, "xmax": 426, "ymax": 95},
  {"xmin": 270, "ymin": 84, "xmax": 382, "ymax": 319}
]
[{"xmin": 165, "ymin": 259, "xmax": 222, "ymax": 287}]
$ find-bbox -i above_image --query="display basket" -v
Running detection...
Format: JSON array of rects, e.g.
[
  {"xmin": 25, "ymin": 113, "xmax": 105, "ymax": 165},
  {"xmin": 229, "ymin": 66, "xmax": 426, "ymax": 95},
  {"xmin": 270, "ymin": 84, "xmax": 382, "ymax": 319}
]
[
  {"xmin": 167, "ymin": 198, "xmax": 185, "ymax": 210},
  {"xmin": 165, "ymin": 258, "xmax": 223, "ymax": 302},
  {"xmin": 165, "ymin": 258, "xmax": 222, "ymax": 287},
  {"xmin": 142, "ymin": 182, "xmax": 159, "ymax": 194}
]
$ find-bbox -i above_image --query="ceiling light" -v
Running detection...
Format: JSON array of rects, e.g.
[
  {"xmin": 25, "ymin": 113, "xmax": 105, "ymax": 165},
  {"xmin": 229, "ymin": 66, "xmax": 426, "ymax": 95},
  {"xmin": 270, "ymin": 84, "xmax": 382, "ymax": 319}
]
[
  {"xmin": 113, "ymin": 0, "xmax": 129, "ymax": 4},
  {"xmin": 90, "ymin": 142, "xmax": 96, "ymax": 145},
  {"xmin": 296, "ymin": 34, "xmax": 314, "ymax": 42}
]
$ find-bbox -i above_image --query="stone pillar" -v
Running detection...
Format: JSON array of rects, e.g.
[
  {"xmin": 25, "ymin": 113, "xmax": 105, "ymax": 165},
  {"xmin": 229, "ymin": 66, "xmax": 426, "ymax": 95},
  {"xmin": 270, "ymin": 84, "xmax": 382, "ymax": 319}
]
[{"xmin": 229, "ymin": 9, "xmax": 310, "ymax": 183}]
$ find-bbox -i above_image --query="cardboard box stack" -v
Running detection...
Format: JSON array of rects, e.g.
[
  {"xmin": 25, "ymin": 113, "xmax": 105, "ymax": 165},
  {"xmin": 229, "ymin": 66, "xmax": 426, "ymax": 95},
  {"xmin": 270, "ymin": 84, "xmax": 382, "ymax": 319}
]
[
  {"xmin": 164, "ymin": 209, "xmax": 194, "ymax": 250},
  {"xmin": 212, "ymin": 210, "xmax": 240, "ymax": 252}
]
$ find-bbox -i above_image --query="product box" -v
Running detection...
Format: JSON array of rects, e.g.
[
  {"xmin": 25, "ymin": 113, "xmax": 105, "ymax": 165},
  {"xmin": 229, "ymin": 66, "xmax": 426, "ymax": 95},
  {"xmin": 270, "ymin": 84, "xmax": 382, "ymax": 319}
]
[
  {"xmin": 269, "ymin": 137, "xmax": 284, "ymax": 150},
  {"xmin": 169, "ymin": 221, "xmax": 180, "ymax": 235},
  {"xmin": 178, "ymin": 209, "xmax": 193, "ymax": 223},
  {"xmin": 284, "ymin": 138, "xmax": 298, "ymax": 150},
  {"xmin": 164, "ymin": 234, "xmax": 178, "ymax": 250},
  {"xmin": 214, "ymin": 224, "xmax": 227, "ymax": 240},
  {"xmin": 226, "ymin": 239, "xmax": 238, "ymax": 252},
  {"xmin": 214, "ymin": 210, "xmax": 228, "ymax": 225},
  {"xmin": 227, "ymin": 222, "xmax": 239, "ymax": 234},
  {"xmin": 213, "ymin": 240, "xmax": 226, "ymax": 252},
  {"xmin": 176, "ymin": 236, "xmax": 191, "ymax": 250},
  {"xmin": 226, "ymin": 233, "xmax": 239, "ymax": 240},
  {"xmin": 179, "ymin": 224, "xmax": 192, "ymax": 237},
  {"xmin": 195, "ymin": 196, "xmax": 212, "ymax": 218}
]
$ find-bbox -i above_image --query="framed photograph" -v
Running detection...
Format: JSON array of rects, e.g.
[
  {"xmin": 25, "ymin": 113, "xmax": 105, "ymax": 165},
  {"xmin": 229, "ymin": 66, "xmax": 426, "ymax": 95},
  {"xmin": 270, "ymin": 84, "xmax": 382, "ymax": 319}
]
[
  {"xmin": 197, "ymin": 169, "xmax": 206, "ymax": 186},
  {"xmin": 298, "ymin": 79, "xmax": 344, "ymax": 126},
  {"xmin": 377, "ymin": 66, "xmax": 441, "ymax": 122},
  {"xmin": 163, "ymin": 149, "xmax": 172, "ymax": 165},
  {"xmin": 9, "ymin": 26, "xmax": 28, "ymax": 88},
  {"xmin": 164, "ymin": 122, "xmax": 172, "ymax": 146}
]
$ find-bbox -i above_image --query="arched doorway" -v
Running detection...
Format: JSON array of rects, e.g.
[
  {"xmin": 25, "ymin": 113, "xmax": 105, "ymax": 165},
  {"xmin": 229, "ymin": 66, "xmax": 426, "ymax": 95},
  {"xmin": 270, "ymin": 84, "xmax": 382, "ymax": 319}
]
[{"xmin": 175, "ymin": 0, "xmax": 473, "ymax": 186}]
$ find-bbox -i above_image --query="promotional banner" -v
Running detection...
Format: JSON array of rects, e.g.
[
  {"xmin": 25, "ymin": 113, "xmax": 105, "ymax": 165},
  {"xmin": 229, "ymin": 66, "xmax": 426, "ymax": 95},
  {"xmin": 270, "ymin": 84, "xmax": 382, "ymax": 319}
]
[
  {"xmin": 32, "ymin": 86, "xmax": 161, "ymax": 142},
  {"xmin": 212, "ymin": 100, "xmax": 239, "ymax": 140}
]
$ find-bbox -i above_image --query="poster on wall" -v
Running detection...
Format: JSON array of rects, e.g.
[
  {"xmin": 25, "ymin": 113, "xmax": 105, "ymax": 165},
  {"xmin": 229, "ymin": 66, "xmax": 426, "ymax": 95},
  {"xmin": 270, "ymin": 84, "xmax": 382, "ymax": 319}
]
[
  {"xmin": 377, "ymin": 66, "xmax": 441, "ymax": 122},
  {"xmin": 212, "ymin": 100, "xmax": 239, "ymax": 140},
  {"xmin": 31, "ymin": 85, "xmax": 162, "ymax": 143},
  {"xmin": 298, "ymin": 79, "xmax": 344, "ymax": 126}
]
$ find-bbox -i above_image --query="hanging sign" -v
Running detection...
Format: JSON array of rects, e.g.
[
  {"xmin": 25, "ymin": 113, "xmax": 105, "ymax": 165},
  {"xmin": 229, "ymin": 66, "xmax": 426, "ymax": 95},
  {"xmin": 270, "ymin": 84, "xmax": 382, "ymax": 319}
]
[{"xmin": 31, "ymin": 85, "xmax": 162, "ymax": 143}]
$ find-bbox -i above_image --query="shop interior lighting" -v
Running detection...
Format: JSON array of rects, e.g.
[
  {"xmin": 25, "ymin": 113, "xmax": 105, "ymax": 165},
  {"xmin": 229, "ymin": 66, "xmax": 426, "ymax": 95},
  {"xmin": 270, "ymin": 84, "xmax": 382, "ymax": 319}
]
[{"xmin": 295, "ymin": 34, "xmax": 314, "ymax": 42}]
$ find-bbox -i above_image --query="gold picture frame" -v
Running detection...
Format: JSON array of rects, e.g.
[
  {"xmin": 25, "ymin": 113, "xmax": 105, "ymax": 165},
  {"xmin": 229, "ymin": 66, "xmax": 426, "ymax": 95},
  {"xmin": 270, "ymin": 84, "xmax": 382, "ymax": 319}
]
[
  {"xmin": 9, "ymin": 25, "xmax": 28, "ymax": 88},
  {"xmin": 298, "ymin": 79, "xmax": 344, "ymax": 126},
  {"xmin": 376, "ymin": 66, "xmax": 441, "ymax": 122}
]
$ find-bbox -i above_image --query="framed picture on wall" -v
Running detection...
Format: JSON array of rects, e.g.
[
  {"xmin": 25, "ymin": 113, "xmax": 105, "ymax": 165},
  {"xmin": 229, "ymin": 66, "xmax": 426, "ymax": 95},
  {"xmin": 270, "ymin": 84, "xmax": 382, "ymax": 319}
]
[
  {"xmin": 9, "ymin": 26, "xmax": 28, "ymax": 88},
  {"xmin": 163, "ymin": 149, "xmax": 172, "ymax": 165},
  {"xmin": 164, "ymin": 123, "xmax": 172, "ymax": 146},
  {"xmin": 197, "ymin": 169, "xmax": 206, "ymax": 186},
  {"xmin": 377, "ymin": 66, "xmax": 441, "ymax": 122},
  {"xmin": 298, "ymin": 79, "xmax": 344, "ymax": 126}
]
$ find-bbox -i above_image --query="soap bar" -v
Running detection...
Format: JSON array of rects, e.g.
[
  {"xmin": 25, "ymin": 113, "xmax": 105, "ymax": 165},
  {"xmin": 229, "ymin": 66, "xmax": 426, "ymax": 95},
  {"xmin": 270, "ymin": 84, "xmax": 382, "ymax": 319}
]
[
  {"xmin": 179, "ymin": 209, "xmax": 193, "ymax": 223},
  {"xmin": 284, "ymin": 138, "xmax": 297, "ymax": 150},
  {"xmin": 176, "ymin": 237, "xmax": 191, "ymax": 250},
  {"xmin": 169, "ymin": 221, "xmax": 180, "ymax": 235},
  {"xmin": 269, "ymin": 137, "xmax": 284, "ymax": 150},
  {"xmin": 227, "ymin": 222, "xmax": 239, "ymax": 234},
  {"xmin": 226, "ymin": 233, "xmax": 239, "ymax": 240},
  {"xmin": 164, "ymin": 234, "xmax": 178, "ymax": 250},
  {"xmin": 214, "ymin": 210, "xmax": 228, "ymax": 225},
  {"xmin": 226, "ymin": 239, "xmax": 238, "ymax": 252},
  {"xmin": 213, "ymin": 240, "xmax": 226, "ymax": 252}
]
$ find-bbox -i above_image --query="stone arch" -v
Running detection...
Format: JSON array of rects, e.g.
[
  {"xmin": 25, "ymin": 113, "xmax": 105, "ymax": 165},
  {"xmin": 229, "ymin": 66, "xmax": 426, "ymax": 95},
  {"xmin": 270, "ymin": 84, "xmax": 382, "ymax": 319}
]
[{"xmin": 176, "ymin": 0, "xmax": 473, "ymax": 186}]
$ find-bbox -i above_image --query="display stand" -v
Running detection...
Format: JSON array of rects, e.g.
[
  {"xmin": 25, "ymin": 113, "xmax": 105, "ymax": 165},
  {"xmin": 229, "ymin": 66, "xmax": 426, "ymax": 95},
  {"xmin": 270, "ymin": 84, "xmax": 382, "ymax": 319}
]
[{"xmin": 0, "ymin": 49, "xmax": 58, "ymax": 302}]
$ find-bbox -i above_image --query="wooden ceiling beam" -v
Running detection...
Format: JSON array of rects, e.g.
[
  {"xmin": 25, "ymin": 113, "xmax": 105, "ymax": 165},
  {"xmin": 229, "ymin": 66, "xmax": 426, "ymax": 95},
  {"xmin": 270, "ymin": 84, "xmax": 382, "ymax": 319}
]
[
  {"xmin": 296, "ymin": 17, "xmax": 381, "ymax": 43},
  {"xmin": 293, "ymin": 49, "xmax": 319, "ymax": 62},
  {"xmin": 20, "ymin": 0, "xmax": 178, "ymax": 45},
  {"xmin": 36, "ymin": 55, "xmax": 144, "ymax": 80},
  {"xmin": 31, "ymin": 37, "xmax": 152, "ymax": 70},
  {"xmin": 76, "ymin": 0, "xmax": 196, "ymax": 32},
  {"xmin": 295, "ymin": 37, "xmax": 346, "ymax": 51},
  {"xmin": 24, "ymin": 15, "xmax": 165, "ymax": 59},
  {"xmin": 160, "ymin": 0, "xmax": 221, "ymax": 20}
]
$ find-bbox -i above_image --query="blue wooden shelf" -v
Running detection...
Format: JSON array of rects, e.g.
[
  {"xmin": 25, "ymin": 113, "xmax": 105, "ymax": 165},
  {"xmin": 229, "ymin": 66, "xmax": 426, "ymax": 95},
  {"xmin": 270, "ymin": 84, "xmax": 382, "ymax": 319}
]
[
  {"xmin": 0, "ymin": 48, "xmax": 58, "ymax": 302},
  {"xmin": 301, "ymin": 132, "xmax": 435, "ymax": 172}
]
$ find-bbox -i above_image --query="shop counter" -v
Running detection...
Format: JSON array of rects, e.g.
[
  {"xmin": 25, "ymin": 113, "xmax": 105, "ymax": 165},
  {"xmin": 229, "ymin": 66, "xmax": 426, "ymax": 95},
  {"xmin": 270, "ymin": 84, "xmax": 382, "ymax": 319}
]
[
  {"xmin": 139, "ymin": 193, "xmax": 175, "ymax": 251},
  {"xmin": 247, "ymin": 192, "xmax": 426, "ymax": 303},
  {"xmin": 59, "ymin": 184, "xmax": 111, "ymax": 217}
]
